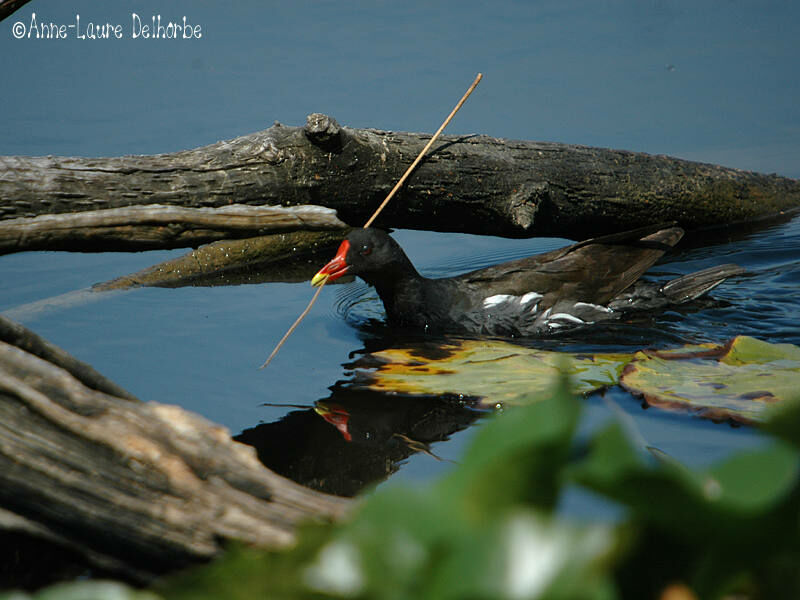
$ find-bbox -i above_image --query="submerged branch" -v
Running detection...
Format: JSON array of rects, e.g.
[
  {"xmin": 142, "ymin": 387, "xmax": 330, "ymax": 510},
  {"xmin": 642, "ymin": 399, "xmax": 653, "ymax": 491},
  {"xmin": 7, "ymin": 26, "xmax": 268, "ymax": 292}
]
[{"xmin": 93, "ymin": 229, "xmax": 347, "ymax": 290}]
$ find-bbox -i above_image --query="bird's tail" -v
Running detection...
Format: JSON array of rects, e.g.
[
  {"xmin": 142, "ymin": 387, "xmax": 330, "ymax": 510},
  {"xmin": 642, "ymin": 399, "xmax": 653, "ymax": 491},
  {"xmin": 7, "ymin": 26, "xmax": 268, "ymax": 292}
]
[
  {"xmin": 660, "ymin": 264, "xmax": 746, "ymax": 303},
  {"xmin": 607, "ymin": 263, "xmax": 745, "ymax": 313}
]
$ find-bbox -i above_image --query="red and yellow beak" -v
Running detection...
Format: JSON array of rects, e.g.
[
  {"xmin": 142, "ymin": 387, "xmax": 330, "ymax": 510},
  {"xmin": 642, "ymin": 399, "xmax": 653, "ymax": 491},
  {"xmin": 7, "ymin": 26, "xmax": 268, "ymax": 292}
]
[{"xmin": 311, "ymin": 240, "xmax": 350, "ymax": 286}]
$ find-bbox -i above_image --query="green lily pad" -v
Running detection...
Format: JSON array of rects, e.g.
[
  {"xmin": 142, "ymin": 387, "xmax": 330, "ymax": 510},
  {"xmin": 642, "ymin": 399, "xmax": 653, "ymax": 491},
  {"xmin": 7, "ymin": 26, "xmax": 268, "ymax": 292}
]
[
  {"xmin": 351, "ymin": 340, "xmax": 631, "ymax": 408},
  {"xmin": 351, "ymin": 336, "xmax": 800, "ymax": 423},
  {"xmin": 620, "ymin": 335, "xmax": 800, "ymax": 424}
]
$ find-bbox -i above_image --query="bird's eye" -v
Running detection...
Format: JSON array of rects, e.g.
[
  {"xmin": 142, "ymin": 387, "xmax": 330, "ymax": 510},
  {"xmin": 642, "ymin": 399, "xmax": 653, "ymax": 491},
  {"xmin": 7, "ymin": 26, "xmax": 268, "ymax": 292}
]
[{"xmin": 360, "ymin": 244, "xmax": 372, "ymax": 256}]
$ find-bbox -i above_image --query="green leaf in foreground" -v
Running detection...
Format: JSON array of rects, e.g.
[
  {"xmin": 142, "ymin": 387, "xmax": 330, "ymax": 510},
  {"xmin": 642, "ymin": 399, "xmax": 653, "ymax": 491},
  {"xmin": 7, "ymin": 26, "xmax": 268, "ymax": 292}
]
[
  {"xmin": 763, "ymin": 396, "xmax": 800, "ymax": 449},
  {"xmin": 620, "ymin": 335, "xmax": 800, "ymax": 424},
  {"xmin": 571, "ymin": 421, "xmax": 800, "ymax": 597},
  {"xmin": 439, "ymin": 373, "xmax": 580, "ymax": 513},
  {"xmin": 573, "ymin": 422, "xmax": 799, "ymax": 537},
  {"xmin": 0, "ymin": 581, "xmax": 162, "ymax": 600}
]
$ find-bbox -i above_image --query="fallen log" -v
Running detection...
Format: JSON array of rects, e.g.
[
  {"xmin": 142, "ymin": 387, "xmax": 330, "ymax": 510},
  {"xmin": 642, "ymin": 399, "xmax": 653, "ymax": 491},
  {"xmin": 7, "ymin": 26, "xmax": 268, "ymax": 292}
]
[
  {"xmin": 0, "ymin": 203, "xmax": 346, "ymax": 254},
  {"xmin": 0, "ymin": 315, "xmax": 351, "ymax": 582},
  {"xmin": 2, "ymin": 113, "xmax": 799, "ymax": 253}
]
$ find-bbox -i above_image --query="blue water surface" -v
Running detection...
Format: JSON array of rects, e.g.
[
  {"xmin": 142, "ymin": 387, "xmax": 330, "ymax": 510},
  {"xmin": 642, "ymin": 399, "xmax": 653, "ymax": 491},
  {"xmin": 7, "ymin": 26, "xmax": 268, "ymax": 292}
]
[{"xmin": 1, "ymin": 0, "xmax": 799, "ymax": 496}]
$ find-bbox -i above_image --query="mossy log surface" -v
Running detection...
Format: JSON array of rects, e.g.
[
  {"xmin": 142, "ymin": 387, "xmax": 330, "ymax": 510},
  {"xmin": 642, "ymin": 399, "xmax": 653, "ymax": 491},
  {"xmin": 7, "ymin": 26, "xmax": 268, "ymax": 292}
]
[
  {"xmin": 93, "ymin": 229, "xmax": 348, "ymax": 290},
  {"xmin": 2, "ymin": 113, "xmax": 799, "ymax": 252}
]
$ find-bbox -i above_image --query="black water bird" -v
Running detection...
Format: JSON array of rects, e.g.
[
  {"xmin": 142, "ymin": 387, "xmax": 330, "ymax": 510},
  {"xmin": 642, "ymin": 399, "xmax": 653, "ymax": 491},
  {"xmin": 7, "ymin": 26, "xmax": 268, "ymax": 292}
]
[{"xmin": 312, "ymin": 226, "xmax": 743, "ymax": 336}]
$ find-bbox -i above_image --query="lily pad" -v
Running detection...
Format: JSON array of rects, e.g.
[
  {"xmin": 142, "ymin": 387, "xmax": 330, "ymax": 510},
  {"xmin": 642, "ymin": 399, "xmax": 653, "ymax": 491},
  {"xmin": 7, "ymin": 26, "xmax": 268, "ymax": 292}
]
[
  {"xmin": 620, "ymin": 335, "xmax": 800, "ymax": 424},
  {"xmin": 350, "ymin": 340, "xmax": 631, "ymax": 408}
]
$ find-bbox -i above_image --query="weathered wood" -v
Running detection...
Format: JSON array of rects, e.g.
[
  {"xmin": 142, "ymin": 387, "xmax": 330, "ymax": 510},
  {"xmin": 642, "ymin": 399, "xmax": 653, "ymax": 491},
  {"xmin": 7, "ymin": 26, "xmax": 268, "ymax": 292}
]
[
  {"xmin": 0, "ymin": 316, "xmax": 351, "ymax": 581},
  {"xmin": 0, "ymin": 203, "xmax": 346, "ymax": 254},
  {"xmin": 2, "ymin": 114, "xmax": 799, "ymax": 249},
  {"xmin": 94, "ymin": 228, "xmax": 348, "ymax": 290},
  {"xmin": 0, "ymin": 315, "xmax": 137, "ymax": 400}
]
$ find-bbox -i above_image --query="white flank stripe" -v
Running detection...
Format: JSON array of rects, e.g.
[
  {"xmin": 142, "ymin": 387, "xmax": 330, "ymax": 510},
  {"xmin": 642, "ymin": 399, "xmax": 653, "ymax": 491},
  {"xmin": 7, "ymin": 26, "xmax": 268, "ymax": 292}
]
[
  {"xmin": 548, "ymin": 313, "xmax": 585, "ymax": 324},
  {"xmin": 573, "ymin": 302, "xmax": 613, "ymax": 313},
  {"xmin": 520, "ymin": 292, "xmax": 543, "ymax": 305},
  {"xmin": 483, "ymin": 294, "xmax": 514, "ymax": 309}
]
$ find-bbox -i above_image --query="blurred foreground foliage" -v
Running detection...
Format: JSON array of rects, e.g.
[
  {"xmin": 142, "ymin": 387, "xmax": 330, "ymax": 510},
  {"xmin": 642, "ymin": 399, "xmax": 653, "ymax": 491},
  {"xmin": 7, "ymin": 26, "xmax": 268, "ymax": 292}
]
[{"xmin": 4, "ymin": 372, "xmax": 800, "ymax": 600}]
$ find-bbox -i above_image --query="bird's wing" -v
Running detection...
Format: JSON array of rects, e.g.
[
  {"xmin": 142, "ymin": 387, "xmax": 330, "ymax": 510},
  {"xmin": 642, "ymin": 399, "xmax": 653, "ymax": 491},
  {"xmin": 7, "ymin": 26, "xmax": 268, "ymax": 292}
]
[{"xmin": 457, "ymin": 226, "xmax": 684, "ymax": 307}]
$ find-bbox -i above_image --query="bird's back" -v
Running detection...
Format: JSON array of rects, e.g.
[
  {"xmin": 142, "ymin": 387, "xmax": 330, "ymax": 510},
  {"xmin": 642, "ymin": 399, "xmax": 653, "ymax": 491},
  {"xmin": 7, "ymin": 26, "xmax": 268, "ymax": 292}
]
[{"xmin": 453, "ymin": 225, "xmax": 684, "ymax": 314}]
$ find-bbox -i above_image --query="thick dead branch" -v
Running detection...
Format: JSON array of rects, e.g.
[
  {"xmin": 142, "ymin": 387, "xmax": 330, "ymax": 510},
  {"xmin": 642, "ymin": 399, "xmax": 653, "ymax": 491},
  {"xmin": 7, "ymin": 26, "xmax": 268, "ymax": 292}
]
[
  {"xmin": 2, "ymin": 114, "xmax": 799, "ymax": 250},
  {"xmin": 0, "ymin": 316, "xmax": 351, "ymax": 581},
  {"xmin": 0, "ymin": 203, "xmax": 346, "ymax": 254}
]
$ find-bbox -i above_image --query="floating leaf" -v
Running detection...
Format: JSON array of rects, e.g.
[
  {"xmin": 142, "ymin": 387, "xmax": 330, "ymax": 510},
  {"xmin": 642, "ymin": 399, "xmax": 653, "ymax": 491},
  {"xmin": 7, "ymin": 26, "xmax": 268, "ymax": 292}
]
[
  {"xmin": 350, "ymin": 339, "xmax": 631, "ymax": 407},
  {"xmin": 620, "ymin": 336, "xmax": 800, "ymax": 423}
]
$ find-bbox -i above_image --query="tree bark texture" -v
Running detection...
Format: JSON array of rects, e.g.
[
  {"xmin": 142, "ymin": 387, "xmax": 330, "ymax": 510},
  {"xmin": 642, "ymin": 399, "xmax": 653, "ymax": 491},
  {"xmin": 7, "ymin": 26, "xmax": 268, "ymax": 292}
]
[
  {"xmin": 0, "ymin": 316, "xmax": 351, "ymax": 581},
  {"xmin": 0, "ymin": 204, "xmax": 346, "ymax": 254},
  {"xmin": 2, "ymin": 113, "xmax": 799, "ymax": 247}
]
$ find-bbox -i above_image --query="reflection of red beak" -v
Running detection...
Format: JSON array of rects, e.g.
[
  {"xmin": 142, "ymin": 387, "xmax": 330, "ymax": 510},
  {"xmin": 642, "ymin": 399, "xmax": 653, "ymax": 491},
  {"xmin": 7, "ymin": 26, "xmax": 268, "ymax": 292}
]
[
  {"xmin": 314, "ymin": 402, "xmax": 352, "ymax": 442},
  {"xmin": 311, "ymin": 240, "xmax": 350, "ymax": 286}
]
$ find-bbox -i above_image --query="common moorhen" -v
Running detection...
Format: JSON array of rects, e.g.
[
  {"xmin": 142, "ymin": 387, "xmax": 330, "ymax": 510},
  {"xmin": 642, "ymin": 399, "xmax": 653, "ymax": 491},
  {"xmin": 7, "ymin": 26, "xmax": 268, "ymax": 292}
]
[{"xmin": 311, "ymin": 226, "xmax": 744, "ymax": 336}]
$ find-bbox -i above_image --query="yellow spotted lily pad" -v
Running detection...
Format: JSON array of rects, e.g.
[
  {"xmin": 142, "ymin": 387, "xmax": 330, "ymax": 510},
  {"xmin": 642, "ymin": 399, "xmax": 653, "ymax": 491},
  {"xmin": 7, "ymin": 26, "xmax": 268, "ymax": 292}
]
[
  {"xmin": 620, "ymin": 336, "xmax": 800, "ymax": 424},
  {"xmin": 350, "ymin": 339, "xmax": 631, "ymax": 408}
]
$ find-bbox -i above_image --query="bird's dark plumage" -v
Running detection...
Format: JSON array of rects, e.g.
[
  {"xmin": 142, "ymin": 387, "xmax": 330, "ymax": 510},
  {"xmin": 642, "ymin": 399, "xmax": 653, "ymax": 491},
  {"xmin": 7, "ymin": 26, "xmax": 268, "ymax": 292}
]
[{"xmin": 312, "ymin": 226, "xmax": 743, "ymax": 336}]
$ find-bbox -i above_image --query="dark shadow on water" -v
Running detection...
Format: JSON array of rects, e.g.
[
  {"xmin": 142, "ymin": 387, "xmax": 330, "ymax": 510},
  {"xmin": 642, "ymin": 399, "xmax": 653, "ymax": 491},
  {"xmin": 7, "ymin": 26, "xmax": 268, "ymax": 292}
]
[
  {"xmin": 235, "ymin": 387, "xmax": 480, "ymax": 497},
  {"xmin": 678, "ymin": 207, "xmax": 800, "ymax": 252}
]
